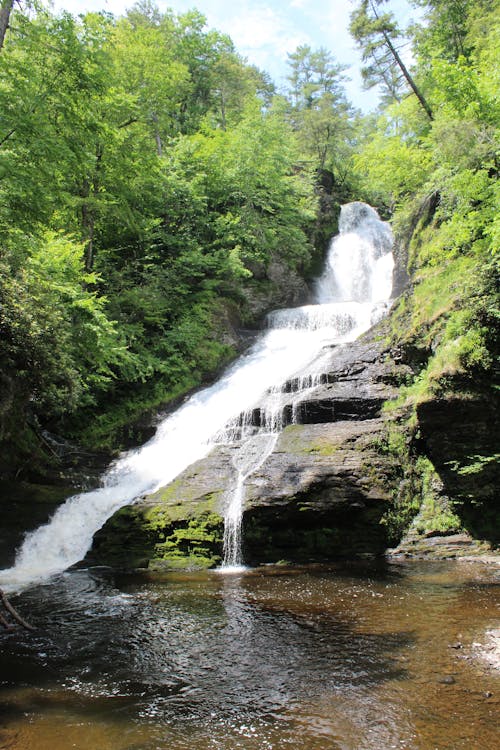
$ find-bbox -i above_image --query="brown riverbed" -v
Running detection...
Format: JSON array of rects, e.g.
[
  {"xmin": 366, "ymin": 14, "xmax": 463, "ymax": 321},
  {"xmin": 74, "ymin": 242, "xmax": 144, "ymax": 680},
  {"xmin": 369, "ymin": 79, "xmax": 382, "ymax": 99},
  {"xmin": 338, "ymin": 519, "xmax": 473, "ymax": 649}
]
[{"xmin": 0, "ymin": 559, "xmax": 498, "ymax": 750}]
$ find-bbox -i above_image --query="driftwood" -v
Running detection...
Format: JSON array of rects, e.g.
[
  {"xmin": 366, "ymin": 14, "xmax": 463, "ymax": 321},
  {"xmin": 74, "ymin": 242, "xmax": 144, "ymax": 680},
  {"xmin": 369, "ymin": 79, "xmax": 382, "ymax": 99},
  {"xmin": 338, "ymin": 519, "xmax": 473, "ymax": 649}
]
[{"xmin": 0, "ymin": 588, "xmax": 35, "ymax": 631}]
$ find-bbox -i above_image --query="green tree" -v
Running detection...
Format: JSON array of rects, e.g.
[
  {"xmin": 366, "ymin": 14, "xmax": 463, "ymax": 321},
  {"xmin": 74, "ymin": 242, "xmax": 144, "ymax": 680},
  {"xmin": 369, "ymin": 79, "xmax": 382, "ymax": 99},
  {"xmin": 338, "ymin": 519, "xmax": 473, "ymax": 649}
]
[
  {"xmin": 286, "ymin": 45, "xmax": 353, "ymax": 178},
  {"xmin": 0, "ymin": 2, "xmax": 321, "ymax": 463},
  {"xmin": 350, "ymin": 0, "xmax": 433, "ymax": 118}
]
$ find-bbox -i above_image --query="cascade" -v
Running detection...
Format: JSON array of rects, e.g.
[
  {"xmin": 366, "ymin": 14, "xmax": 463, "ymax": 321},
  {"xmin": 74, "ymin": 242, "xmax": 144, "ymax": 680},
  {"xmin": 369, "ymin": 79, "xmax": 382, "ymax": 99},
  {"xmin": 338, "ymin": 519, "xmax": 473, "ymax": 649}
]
[
  {"xmin": 222, "ymin": 432, "xmax": 278, "ymax": 569},
  {"xmin": 0, "ymin": 203, "xmax": 394, "ymax": 590}
]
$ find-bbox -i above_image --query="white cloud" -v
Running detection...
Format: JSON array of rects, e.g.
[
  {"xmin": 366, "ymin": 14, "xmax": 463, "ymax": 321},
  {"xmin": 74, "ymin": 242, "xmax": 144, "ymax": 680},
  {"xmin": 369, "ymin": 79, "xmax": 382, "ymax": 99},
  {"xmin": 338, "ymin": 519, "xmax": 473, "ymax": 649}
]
[
  {"xmin": 223, "ymin": 5, "xmax": 309, "ymax": 55},
  {"xmin": 198, "ymin": 2, "xmax": 312, "ymax": 81}
]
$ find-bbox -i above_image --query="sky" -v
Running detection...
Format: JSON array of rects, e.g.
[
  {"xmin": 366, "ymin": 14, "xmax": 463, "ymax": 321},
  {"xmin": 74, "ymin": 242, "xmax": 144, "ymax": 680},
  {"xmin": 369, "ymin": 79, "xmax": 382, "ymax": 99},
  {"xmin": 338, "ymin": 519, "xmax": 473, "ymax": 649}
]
[{"xmin": 51, "ymin": 0, "xmax": 422, "ymax": 112}]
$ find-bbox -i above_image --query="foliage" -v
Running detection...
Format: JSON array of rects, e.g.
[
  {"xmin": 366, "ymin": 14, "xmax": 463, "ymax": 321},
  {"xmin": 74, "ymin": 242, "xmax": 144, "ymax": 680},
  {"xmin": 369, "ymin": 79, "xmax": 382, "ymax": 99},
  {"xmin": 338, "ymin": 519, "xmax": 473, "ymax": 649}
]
[
  {"xmin": 0, "ymin": 2, "xmax": 326, "ymax": 466},
  {"xmin": 286, "ymin": 44, "xmax": 355, "ymax": 182},
  {"xmin": 354, "ymin": 0, "xmax": 499, "ymax": 403},
  {"xmin": 1, "ymin": 0, "xmax": 498, "ymax": 485},
  {"xmin": 350, "ymin": 0, "xmax": 433, "ymax": 118},
  {"xmin": 0, "ymin": 233, "xmax": 128, "ymax": 425}
]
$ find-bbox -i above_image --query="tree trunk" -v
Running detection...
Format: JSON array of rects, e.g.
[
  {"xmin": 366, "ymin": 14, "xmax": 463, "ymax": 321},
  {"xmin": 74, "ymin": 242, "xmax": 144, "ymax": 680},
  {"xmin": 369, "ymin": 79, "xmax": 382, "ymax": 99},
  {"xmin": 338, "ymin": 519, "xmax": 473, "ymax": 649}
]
[
  {"xmin": 81, "ymin": 144, "xmax": 103, "ymax": 272},
  {"xmin": 0, "ymin": 0, "xmax": 14, "ymax": 52},
  {"xmin": 81, "ymin": 180, "xmax": 95, "ymax": 273},
  {"xmin": 0, "ymin": 588, "xmax": 36, "ymax": 631},
  {"xmin": 381, "ymin": 29, "xmax": 433, "ymax": 120},
  {"xmin": 151, "ymin": 113, "xmax": 163, "ymax": 157},
  {"xmin": 368, "ymin": 0, "xmax": 433, "ymax": 120},
  {"xmin": 219, "ymin": 91, "xmax": 227, "ymax": 131}
]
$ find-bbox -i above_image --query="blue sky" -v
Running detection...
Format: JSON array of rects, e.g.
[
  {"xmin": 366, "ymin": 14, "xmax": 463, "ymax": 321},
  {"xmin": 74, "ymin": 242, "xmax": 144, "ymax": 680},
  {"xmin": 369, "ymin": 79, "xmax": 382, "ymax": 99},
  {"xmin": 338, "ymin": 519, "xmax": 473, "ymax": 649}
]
[{"xmin": 51, "ymin": 0, "xmax": 422, "ymax": 111}]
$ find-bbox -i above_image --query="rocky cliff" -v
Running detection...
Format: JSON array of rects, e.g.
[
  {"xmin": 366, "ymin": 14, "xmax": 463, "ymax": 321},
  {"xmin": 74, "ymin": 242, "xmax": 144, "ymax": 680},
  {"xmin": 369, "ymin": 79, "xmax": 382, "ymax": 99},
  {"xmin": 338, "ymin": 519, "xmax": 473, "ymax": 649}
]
[
  {"xmin": 89, "ymin": 197, "xmax": 499, "ymax": 571},
  {"xmin": 87, "ymin": 334, "xmax": 422, "ymax": 569},
  {"xmin": 90, "ymin": 313, "xmax": 498, "ymax": 571}
]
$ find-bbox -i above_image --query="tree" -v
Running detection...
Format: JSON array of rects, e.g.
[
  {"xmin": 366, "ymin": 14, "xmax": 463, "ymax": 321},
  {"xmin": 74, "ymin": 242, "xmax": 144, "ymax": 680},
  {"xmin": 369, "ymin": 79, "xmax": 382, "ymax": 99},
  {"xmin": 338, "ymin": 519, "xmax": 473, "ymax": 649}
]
[
  {"xmin": 0, "ymin": 2, "xmax": 321, "ymax": 462},
  {"xmin": 411, "ymin": 0, "xmax": 478, "ymax": 62},
  {"xmin": 285, "ymin": 45, "xmax": 354, "ymax": 188},
  {"xmin": 0, "ymin": 0, "xmax": 13, "ymax": 51},
  {"xmin": 350, "ymin": 0, "xmax": 433, "ymax": 119},
  {"xmin": 287, "ymin": 45, "xmax": 346, "ymax": 110}
]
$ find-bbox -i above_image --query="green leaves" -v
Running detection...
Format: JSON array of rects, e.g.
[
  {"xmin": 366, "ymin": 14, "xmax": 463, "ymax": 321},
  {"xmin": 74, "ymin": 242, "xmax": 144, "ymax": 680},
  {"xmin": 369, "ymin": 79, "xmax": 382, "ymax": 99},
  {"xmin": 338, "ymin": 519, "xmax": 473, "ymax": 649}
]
[
  {"xmin": 0, "ymin": 3, "xmax": 317, "ymax": 456},
  {"xmin": 0, "ymin": 232, "xmax": 128, "ymax": 421}
]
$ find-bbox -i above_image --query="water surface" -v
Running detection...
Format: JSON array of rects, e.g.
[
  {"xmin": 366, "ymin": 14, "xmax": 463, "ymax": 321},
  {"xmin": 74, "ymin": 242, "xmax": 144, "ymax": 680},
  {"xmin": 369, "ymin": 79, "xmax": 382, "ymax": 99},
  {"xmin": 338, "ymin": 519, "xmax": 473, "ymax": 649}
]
[{"xmin": 1, "ymin": 560, "xmax": 498, "ymax": 749}]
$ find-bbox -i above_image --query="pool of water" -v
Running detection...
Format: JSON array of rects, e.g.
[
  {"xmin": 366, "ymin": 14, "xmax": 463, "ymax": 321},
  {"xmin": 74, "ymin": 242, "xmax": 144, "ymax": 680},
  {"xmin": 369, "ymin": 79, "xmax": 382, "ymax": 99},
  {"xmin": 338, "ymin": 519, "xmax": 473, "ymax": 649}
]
[{"xmin": 0, "ymin": 560, "xmax": 498, "ymax": 749}]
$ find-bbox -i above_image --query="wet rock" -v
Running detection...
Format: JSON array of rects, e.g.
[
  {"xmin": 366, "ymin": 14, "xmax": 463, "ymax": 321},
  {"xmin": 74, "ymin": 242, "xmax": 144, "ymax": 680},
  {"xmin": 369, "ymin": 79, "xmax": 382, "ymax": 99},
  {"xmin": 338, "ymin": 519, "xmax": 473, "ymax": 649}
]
[
  {"xmin": 90, "ymin": 336, "xmax": 409, "ymax": 569},
  {"xmin": 438, "ymin": 675, "xmax": 456, "ymax": 685},
  {"xmin": 416, "ymin": 397, "xmax": 499, "ymax": 511},
  {"xmin": 391, "ymin": 532, "xmax": 496, "ymax": 560},
  {"xmin": 90, "ymin": 319, "xmax": 499, "ymax": 571},
  {"xmin": 240, "ymin": 256, "xmax": 311, "ymax": 323}
]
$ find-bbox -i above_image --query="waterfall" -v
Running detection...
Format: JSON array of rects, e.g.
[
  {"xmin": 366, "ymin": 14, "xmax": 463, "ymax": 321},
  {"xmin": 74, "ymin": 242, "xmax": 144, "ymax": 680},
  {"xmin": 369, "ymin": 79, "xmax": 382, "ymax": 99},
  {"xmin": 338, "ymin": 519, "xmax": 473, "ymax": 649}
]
[
  {"xmin": 0, "ymin": 203, "xmax": 394, "ymax": 590},
  {"xmin": 222, "ymin": 432, "xmax": 278, "ymax": 569}
]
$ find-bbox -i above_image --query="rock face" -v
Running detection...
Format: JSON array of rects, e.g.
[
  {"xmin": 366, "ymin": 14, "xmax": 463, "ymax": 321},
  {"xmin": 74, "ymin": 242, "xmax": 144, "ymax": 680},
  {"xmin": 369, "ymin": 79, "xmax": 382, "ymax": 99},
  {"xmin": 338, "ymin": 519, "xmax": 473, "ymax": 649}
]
[
  {"xmin": 241, "ymin": 418, "xmax": 398, "ymax": 564},
  {"xmin": 239, "ymin": 255, "xmax": 312, "ymax": 323},
  {"xmin": 90, "ymin": 320, "xmax": 500, "ymax": 570},
  {"xmin": 90, "ymin": 337, "xmax": 412, "ymax": 570},
  {"xmin": 416, "ymin": 396, "xmax": 498, "ymax": 508},
  {"xmin": 86, "ymin": 194, "xmax": 500, "ymax": 571}
]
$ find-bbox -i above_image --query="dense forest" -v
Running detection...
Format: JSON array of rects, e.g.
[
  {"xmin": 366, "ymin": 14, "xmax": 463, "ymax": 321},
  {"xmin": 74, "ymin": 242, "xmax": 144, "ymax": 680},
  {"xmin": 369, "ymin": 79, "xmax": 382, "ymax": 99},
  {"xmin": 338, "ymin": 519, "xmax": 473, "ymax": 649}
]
[{"xmin": 0, "ymin": 0, "xmax": 498, "ymax": 482}]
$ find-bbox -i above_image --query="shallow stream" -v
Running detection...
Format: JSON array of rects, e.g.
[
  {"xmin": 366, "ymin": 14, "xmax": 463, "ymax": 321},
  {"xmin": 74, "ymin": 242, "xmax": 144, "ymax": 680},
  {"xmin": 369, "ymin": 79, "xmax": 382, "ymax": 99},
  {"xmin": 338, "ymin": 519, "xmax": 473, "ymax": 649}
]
[{"xmin": 1, "ymin": 560, "xmax": 498, "ymax": 749}]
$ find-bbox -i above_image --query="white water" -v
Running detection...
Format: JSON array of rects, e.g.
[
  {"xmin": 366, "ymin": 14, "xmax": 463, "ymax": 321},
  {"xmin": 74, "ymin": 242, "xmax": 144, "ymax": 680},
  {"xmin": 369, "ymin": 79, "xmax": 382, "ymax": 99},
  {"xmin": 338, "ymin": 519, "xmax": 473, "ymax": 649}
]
[
  {"xmin": 222, "ymin": 432, "xmax": 279, "ymax": 569},
  {"xmin": 0, "ymin": 202, "xmax": 393, "ymax": 590}
]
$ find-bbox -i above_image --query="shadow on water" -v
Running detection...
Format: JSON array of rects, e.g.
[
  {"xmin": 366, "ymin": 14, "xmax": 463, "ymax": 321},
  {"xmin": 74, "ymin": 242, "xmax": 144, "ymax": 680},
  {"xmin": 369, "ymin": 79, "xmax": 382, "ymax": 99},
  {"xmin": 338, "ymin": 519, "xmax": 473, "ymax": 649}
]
[{"xmin": 0, "ymin": 567, "xmax": 407, "ymax": 701}]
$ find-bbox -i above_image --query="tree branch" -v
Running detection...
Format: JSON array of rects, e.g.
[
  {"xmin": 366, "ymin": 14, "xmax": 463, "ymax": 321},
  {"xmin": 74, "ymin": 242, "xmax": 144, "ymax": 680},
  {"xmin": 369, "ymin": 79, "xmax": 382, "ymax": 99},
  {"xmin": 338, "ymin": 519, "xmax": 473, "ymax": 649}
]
[
  {"xmin": 118, "ymin": 116, "xmax": 139, "ymax": 129},
  {"xmin": 369, "ymin": 0, "xmax": 433, "ymax": 120},
  {"xmin": 0, "ymin": 588, "xmax": 36, "ymax": 631},
  {"xmin": 0, "ymin": 126, "xmax": 16, "ymax": 147}
]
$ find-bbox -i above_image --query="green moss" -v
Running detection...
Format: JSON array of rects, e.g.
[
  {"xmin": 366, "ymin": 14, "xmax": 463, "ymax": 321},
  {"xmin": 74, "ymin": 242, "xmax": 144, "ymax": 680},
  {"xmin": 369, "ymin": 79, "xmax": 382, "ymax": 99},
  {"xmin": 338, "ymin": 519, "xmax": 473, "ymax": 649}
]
[
  {"xmin": 152, "ymin": 512, "xmax": 223, "ymax": 568},
  {"xmin": 454, "ymin": 452, "xmax": 500, "ymax": 477},
  {"xmin": 411, "ymin": 457, "xmax": 463, "ymax": 536},
  {"xmin": 146, "ymin": 486, "xmax": 224, "ymax": 523},
  {"xmin": 373, "ymin": 422, "xmax": 422, "ymax": 545},
  {"xmin": 386, "ymin": 218, "xmax": 496, "ymax": 409},
  {"xmin": 92, "ymin": 502, "xmax": 224, "ymax": 570},
  {"xmin": 278, "ymin": 424, "xmax": 342, "ymax": 456}
]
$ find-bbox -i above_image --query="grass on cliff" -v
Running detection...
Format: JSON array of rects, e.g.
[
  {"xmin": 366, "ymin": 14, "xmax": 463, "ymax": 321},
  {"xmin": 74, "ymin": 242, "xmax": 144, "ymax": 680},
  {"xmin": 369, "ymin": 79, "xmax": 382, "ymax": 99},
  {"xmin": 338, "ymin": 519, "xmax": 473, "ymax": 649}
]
[{"xmin": 386, "ymin": 225, "xmax": 497, "ymax": 409}]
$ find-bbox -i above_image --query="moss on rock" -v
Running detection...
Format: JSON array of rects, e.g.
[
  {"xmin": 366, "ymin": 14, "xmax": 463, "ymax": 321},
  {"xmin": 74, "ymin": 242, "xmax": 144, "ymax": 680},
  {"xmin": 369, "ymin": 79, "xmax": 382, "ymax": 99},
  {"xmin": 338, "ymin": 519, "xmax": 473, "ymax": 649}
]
[{"xmin": 89, "ymin": 501, "xmax": 224, "ymax": 571}]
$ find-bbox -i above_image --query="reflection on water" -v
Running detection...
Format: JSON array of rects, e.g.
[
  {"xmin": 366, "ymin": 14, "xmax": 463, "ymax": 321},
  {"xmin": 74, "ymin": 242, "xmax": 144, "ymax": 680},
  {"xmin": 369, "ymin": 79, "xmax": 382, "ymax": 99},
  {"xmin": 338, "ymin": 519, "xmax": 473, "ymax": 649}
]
[{"xmin": 0, "ymin": 561, "xmax": 499, "ymax": 750}]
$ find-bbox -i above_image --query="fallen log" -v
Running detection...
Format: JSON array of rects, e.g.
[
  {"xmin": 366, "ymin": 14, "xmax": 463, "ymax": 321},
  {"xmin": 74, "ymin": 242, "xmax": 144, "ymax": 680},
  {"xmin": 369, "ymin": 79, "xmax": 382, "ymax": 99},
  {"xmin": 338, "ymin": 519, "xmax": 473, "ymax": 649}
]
[{"xmin": 0, "ymin": 588, "xmax": 36, "ymax": 631}]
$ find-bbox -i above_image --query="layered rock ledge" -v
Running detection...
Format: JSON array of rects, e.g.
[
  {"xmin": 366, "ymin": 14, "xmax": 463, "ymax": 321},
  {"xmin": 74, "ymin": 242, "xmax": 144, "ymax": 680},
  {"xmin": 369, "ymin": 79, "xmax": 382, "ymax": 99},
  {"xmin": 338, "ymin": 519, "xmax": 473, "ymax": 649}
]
[
  {"xmin": 89, "ymin": 334, "xmax": 499, "ymax": 570},
  {"xmin": 89, "ymin": 338, "xmax": 409, "ymax": 569}
]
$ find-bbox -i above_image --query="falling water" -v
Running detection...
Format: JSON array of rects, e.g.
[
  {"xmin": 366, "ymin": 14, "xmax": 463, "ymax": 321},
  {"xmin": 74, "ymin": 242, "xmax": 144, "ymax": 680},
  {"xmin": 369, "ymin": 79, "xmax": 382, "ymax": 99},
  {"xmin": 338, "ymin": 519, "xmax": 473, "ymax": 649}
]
[
  {"xmin": 216, "ymin": 202, "xmax": 394, "ymax": 569},
  {"xmin": 0, "ymin": 203, "xmax": 393, "ymax": 589},
  {"xmin": 222, "ymin": 433, "xmax": 278, "ymax": 569}
]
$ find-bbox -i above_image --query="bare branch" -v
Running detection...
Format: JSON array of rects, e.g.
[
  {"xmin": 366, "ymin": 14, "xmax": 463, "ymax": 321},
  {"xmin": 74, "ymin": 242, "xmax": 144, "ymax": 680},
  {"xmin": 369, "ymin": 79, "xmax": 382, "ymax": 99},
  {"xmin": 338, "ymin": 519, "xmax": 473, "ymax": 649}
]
[{"xmin": 0, "ymin": 588, "xmax": 36, "ymax": 631}]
